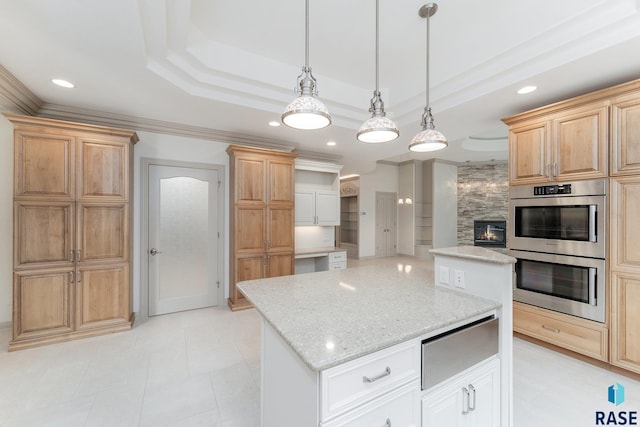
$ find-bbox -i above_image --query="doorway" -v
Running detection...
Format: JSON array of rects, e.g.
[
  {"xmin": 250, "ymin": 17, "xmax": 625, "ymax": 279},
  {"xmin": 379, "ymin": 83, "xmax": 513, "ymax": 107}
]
[
  {"xmin": 141, "ymin": 159, "xmax": 224, "ymax": 317},
  {"xmin": 375, "ymin": 192, "xmax": 397, "ymax": 257}
]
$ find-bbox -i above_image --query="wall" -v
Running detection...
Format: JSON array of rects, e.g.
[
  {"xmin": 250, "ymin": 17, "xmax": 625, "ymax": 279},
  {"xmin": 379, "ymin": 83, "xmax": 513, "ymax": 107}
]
[
  {"xmin": 457, "ymin": 162, "xmax": 509, "ymax": 246},
  {"xmin": 0, "ymin": 115, "xmax": 14, "ymax": 324},
  {"xmin": 358, "ymin": 163, "xmax": 399, "ymax": 258}
]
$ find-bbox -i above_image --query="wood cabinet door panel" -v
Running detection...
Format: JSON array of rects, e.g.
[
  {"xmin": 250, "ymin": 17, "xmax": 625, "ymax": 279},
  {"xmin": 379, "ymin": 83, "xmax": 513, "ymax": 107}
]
[
  {"xmin": 508, "ymin": 121, "xmax": 549, "ymax": 184},
  {"xmin": 235, "ymin": 256, "xmax": 265, "ymax": 302},
  {"xmin": 267, "ymin": 253, "xmax": 293, "ymax": 277},
  {"xmin": 15, "ymin": 201, "xmax": 74, "ymax": 268},
  {"xmin": 553, "ymin": 105, "xmax": 608, "ymax": 179},
  {"xmin": 77, "ymin": 203, "xmax": 128, "ymax": 262},
  {"xmin": 235, "ymin": 208, "xmax": 265, "ymax": 252},
  {"xmin": 611, "ymin": 271, "xmax": 640, "ymax": 373},
  {"xmin": 15, "ymin": 132, "xmax": 74, "ymax": 199},
  {"xmin": 610, "ymin": 177, "xmax": 640, "ymax": 269},
  {"xmin": 13, "ymin": 269, "xmax": 74, "ymax": 339},
  {"xmin": 612, "ymin": 95, "xmax": 640, "ymax": 175},
  {"xmin": 268, "ymin": 208, "xmax": 294, "ymax": 252},
  {"xmin": 75, "ymin": 264, "xmax": 130, "ymax": 330},
  {"xmin": 236, "ymin": 158, "xmax": 265, "ymax": 203},
  {"xmin": 269, "ymin": 160, "xmax": 294, "ymax": 203},
  {"xmin": 77, "ymin": 138, "xmax": 128, "ymax": 200}
]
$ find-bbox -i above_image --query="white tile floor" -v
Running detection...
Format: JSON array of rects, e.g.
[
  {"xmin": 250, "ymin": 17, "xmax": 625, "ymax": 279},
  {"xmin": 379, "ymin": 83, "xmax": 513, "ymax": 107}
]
[{"xmin": 1, "ymin": 270, "xmax": 639, "ymax": 426}]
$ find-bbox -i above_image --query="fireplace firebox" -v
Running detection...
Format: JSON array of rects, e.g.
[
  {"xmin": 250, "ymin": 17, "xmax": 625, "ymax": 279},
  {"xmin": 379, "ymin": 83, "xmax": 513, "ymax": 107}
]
[{"xmin": 474, "ymin": 220, "xmax": 507, "ymax": 248}]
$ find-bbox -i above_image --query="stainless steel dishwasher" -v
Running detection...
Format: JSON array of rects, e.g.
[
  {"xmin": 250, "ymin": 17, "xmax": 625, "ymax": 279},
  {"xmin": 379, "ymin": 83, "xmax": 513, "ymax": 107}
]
[{"xmin": 422, "ymin": 316, "xmax": 499, "ymax": 390}]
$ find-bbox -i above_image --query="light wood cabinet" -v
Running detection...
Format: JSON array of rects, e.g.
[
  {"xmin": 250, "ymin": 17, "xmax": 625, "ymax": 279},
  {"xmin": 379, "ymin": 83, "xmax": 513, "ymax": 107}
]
[
  {"xmin": 611, "ymin": 91, "xmax": 640, "ymax": 175},
  {"xmin": 505, "ymin": 102, "xmax": 608, "ymax": 185},
  {"xmin": 610, "ymin": 176, "xmax": 640, "ymax": 373},
  {"xmin": 6, "ymin": 113, "xmax": 137, "ymax": 351},
  {"xmin": 513, "ymin": 302, "xmax": 608, "ymax": 361},
  {"xmin": 227, "ymin": 145, "xmax": 297, "ymax": 311}
]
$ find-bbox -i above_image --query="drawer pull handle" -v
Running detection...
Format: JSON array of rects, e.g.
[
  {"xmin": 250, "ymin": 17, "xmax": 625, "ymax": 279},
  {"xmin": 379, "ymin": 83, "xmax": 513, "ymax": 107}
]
[
  {"xmin": 468, "ymin": 384, "xmax": 476, "ymax": 411},
  {"xmin": 462, "ymin": 387, "xmax": 470, "ymax": 415},
  {"xmin": 363, "ymin": 366, "xmax": 391, "ymax": 383},
  {"xmin": 542, "ymin": 325, "xmax": 561, "ymax": 333}
]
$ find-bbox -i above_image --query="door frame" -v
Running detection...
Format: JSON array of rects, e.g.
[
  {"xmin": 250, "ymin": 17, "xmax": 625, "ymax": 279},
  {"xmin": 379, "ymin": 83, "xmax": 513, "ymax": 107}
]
[{"xmin": 140, "ymin": 158, "xmax": 225, "ymax": 321}]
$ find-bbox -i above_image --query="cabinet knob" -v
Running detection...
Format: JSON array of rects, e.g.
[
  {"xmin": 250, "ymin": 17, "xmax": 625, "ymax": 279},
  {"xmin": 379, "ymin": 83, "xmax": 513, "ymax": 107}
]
[{"xmin": 150, "ymin": 248, "xmax": 163, "ymax": 256}]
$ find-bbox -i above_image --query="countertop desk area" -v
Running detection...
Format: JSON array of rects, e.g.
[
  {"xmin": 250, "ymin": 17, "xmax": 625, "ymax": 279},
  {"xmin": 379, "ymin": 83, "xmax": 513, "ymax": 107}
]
[{"xmin": 238, "ymin": 246, "xmax": 515, "ymax": 426}]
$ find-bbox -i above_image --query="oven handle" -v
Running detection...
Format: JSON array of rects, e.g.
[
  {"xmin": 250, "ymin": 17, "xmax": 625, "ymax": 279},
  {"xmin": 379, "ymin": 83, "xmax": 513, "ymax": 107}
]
[
  {"xmin": 589, "ymin": 267, "xmax": 597, "ymax": 306},
  {"xmin": 589, "ymin": 205, "xmax": 597, "ymax": 243}
]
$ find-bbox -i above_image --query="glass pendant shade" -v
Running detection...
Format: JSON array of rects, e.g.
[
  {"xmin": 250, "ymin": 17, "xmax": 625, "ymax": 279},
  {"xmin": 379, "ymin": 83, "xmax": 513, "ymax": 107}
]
[
  {"xmin": 357, "ymin": 0, "xmax": 398, "ymax": 143},
  {"xmin": 281, "ymin": 0, "xmax": 331, "ymax": 130},
  {"xmin": 409, "ymin": 106, "xmax": 448, "ymax": 152},
  {"xmin": 408, "ymin": 128, "xmax": 448, "ymax": 152},
  {"xmin": 357, "ymin": 114, "xmax": 400, "ymax": 143},
  {"xmin": 282, "ymin": 95, "xmax": 331, "ymax": 130}
]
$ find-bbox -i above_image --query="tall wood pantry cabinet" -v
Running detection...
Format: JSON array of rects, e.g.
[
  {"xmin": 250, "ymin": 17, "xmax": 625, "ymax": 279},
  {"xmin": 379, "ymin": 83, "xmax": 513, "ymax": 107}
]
[
  {"xmin": 227, "ymin": 145, "xmax": 297, "ymax": 311},
  {"xmin": 609, "ymin": 85, "xmax": 640, "ymax": 374},
  {"xmin": 5, "ymin": 113, "xmax": 138, "ymax": 351}
]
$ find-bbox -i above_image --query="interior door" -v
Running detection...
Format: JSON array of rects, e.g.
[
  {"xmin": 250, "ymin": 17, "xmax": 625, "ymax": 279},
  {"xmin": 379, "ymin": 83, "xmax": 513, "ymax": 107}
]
[
  {"xmin": 148, "ymin": 164, "xmax": 221, "ymax": 316},
  {"xmin": 375, "ymin": 192, "xmax": 397, "ymax": 258}
]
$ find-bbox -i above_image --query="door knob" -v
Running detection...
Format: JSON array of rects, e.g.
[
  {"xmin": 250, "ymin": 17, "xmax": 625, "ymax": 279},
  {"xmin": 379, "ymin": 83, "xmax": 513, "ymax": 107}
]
[{"xmin": 150, "ymin": 248, "xmax": 163, "ymax": 256}]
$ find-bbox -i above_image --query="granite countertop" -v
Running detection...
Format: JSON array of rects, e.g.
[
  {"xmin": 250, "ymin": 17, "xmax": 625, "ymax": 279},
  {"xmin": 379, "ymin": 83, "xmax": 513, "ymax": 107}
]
[
  {"xmin": 237, "ymin": 261, "xmax": 500, "ymax": 371},
  {"xmin": 430, "ymin": 245, "xmax": 517, "ymax": 265}
]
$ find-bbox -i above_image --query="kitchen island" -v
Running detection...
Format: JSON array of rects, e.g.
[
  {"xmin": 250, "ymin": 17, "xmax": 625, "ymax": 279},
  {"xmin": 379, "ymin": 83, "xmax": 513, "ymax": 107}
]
[{"xmin": 238, "ymin": 246, "xmax": 515, "ymax": 426}]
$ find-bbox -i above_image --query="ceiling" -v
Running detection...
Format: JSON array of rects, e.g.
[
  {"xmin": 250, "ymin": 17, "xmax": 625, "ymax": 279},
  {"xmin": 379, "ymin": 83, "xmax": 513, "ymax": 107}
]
[{"xmin": 1, "ymin": 0, "xmax": 640, "ymax": 175}]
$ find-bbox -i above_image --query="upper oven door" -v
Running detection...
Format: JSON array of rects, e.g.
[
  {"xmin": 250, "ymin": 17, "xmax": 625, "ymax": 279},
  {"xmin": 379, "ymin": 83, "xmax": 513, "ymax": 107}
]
[{"xmin": 508, "ymin": 195, "xmax": 606, "ymax": 258}]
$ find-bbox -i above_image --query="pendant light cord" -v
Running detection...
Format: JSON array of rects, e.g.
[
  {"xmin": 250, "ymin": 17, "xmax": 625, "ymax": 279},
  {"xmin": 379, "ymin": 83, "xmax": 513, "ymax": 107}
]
[
  {"xmin": 305, "ymin": 0, "xmax": 310, "ymax": 69},
  {"xmin": 425, "ymin": 5, "xmax": 430, "ymax": 109},
  {"xmin": 375, "ymin": 0, "xmax": 380, "ymax": 93}
]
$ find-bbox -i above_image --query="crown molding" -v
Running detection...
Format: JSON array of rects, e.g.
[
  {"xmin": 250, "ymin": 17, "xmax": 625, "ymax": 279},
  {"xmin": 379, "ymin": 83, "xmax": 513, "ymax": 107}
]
[
  {"xmin": 0, "ymin": 64, "xmax": 42, "ymax": 115},
  {"xmin": 37, "ymin": 103, "xmax": 300, "ymax": 151}
]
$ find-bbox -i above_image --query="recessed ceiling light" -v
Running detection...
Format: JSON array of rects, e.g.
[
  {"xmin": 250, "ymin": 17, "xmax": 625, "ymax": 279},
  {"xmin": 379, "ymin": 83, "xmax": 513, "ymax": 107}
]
[
  {"xmin": 268, "ymin": 121, "xmax": 281, "ymax": 127},
  {"xmin": 326, "ymin": 141, "xmax": 336, "ymax": 146},
  {"xmin": 517, "ymin": 85, "xmax": 537, "ymax": 95},
  {"xmin": 51, "ymin": 78, "xmax": 75, "ymax": 88}
]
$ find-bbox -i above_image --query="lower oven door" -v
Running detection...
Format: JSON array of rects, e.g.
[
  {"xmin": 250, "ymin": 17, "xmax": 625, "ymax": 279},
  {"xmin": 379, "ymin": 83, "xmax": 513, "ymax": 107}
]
[{"xmin": 509, "ymin": 249, "xmax": 605, "ymax": 323}]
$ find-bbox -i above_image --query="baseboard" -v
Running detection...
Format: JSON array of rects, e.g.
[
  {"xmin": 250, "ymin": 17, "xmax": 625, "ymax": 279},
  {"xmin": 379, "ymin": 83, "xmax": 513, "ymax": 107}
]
[{"xmin": 0, "ymin": 321, "xmax": 11, "ymax": 330}]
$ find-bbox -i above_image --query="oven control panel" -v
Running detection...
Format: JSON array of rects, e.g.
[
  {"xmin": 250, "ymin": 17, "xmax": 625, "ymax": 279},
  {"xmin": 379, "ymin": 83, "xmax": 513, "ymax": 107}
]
[{"xmin": 533, "ymin": 183, "xmax": 572, "ymax": 195}]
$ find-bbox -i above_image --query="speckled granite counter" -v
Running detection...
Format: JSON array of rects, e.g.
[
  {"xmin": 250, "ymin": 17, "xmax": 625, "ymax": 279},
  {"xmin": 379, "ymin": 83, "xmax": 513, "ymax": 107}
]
[
  {"xmin": 237, "ymin": 261, "xmax": 500, "ymax": 371},
  {"xmin": 430, "ymin": 245, "xmax": 516, "ymax": 265}
]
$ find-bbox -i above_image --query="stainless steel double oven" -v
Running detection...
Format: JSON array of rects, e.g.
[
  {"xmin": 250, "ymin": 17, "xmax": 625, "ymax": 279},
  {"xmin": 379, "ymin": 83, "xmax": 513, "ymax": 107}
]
[{"xmin": 508, "ymin": 178, "xmax": 606, "ymax": 323}]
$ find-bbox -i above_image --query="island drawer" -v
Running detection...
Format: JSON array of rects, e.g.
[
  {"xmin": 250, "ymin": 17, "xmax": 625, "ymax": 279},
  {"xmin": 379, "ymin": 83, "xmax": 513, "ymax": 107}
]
[
  {"xmin": 513, "ymin": 301, "xmax": 608, "ymax": 361},
  {"xmin": 320, "ymin": 339, "xmax": 420, "ymax": 421},
  {"xmin": 320, "ymin": 380, "xmax": 420, "ymax": 427}
]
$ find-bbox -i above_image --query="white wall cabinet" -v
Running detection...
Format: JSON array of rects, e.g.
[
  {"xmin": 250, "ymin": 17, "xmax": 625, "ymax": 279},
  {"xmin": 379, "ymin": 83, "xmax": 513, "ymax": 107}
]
[
  {"xmin": 422, "ymin": 357, "xmax": 500, "ymax": 427},
  {"xmin": 295, "ymin": 190, "xmax": 340, "ymax": 226}
]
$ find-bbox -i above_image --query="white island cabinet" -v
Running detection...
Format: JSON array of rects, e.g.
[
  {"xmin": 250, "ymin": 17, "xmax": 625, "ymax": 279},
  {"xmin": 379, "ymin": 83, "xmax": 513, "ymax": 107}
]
[{"xmin": 237, "ymin": 246, "xmax": 515, "ymax": 427}]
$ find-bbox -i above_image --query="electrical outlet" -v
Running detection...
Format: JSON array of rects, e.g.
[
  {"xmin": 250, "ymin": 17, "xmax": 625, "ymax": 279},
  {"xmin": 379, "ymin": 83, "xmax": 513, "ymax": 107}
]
[
  {"xmin": 455, "ymin": 270, "xmax": 465, "ymax": 288},
  {"xmin": 439, "ymin": 266, "xmax": 450, "ymax": 285}
]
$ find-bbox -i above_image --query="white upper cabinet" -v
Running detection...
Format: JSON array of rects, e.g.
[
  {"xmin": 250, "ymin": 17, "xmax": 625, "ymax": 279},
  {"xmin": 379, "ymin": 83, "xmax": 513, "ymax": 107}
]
[
  {"xmin": 295, "ymin": 190, "xmax": 340, "ymax": 226},
  {"xmin": 294, "ymin": 159, "xmax": 343, "ymax": 227}
]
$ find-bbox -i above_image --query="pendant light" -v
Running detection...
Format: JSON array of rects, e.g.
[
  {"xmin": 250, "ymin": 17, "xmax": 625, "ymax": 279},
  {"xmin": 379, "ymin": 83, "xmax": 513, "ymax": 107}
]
[
  {"xmin": 356, "ymin": 0, "xmax": 399, "ymax": 143},
  {"xmin": 408, "ymin": 3, "xmax": 448, "ymax": 152},
  {"xmin": 281, "ymin": 0, "xmax": 331, "ymax": 130}
]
